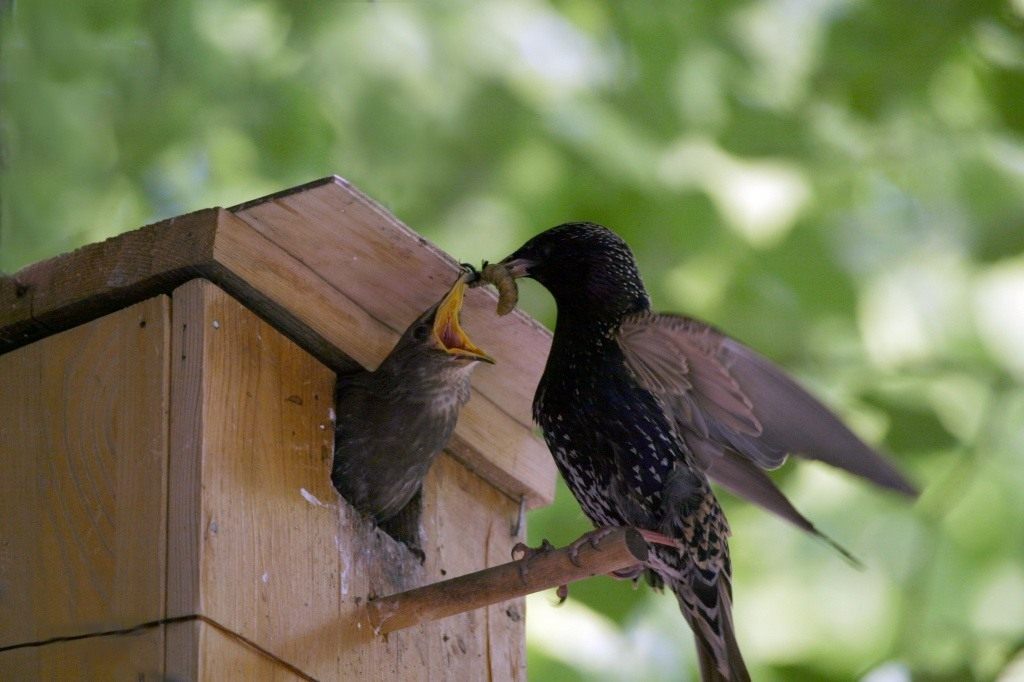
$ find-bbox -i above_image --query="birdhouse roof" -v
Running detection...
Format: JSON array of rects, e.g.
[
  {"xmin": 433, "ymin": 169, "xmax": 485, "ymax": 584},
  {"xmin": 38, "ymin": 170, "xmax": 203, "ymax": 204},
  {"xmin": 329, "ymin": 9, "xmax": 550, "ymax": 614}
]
[{"xmin": 0, "ymin": 176, "xmax": 556, "ymax": 507}]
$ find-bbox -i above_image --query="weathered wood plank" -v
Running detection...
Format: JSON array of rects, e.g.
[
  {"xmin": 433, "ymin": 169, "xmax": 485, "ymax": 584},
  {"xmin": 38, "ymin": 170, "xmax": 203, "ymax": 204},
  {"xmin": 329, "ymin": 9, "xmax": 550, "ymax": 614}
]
[
  {"xmin": 0, "ymin": 209, "xmax": 353, "ymax": 374},
  {"xmin": 165, "ymin": 620, "xmax": 310, "ymax": 682},
  {"xmin": 197, "ymin": 622, "xmax": 310, "ymax": 681},
  {"xmin": 0, "ymin": 620, "xmax": 310, "ymax": 681},
  {"xmin": 0, "ymin": 297, "xmax": 169, "ymax": 647},
  {"xmin": 165, "ymin": 619, "xmax": 200, "ymax": 681},
  {"xmin": 322, "ymin": 454, "xmax": 526, "ymax": 681},
  {"xmin": 166, "ymin": 280, "xmax": 206, "ymax": 626},
  {"xmin": 0, "ymin": 628, "xmax": 165, "ymax": 680},
  {"xmin": 171, "ymin": 280, "xmax": 339, "ymax": 677},
  {"xmin": 0, "ymin": 179, "xmax": 556, "ymax": 507},
  {"xmin": 421, "ymin": 455, "xmax": 526, "ymax": 682},
  {"xmin": 0, "ymin": 210, "xmax": 216, "ymax": 352},
  {"xmin": 167, "ymin": 280, "xmax": 525, "ymax": 681},
  {"xmin": 231, "ymin": 176, "xmax": 551, "ymax": 434}
]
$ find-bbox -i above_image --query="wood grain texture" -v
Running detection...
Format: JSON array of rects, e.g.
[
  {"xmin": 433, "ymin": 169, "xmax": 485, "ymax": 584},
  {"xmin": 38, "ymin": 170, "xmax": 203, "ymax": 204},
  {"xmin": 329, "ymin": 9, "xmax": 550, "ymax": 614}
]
[
  {"xmin": 164, "ymin": 620, "xmax": 310, "ymax": 682},
  {"xmin": 0, "ymin": 177, "xmax": 556, "ymax": 508},
  {"xmin": 168, "ymin": 280, "xmax": 525, "ymax": 681},
  {"xmin": 0, "ymin": 297, "xmax": 169, "ymax": 648},
  {"xmin": 197, "ymin": 622, "xmax": 310, "ymax": 682},
  {"xmin": 0, "ymin": 620, "xmax": 304, "ymax": 681},
  {"xmin": 0, "ymin": 628, "xmax": 165, "ymax": 680},
  {"xmin": 166, "ymin": 279, "xmax": 207, "ymax": 624},
  {"xmin": 212, "ymin": 207, "xmax": 555, "ymax": 508},
  {"xmin": 0, "ymin": 210, "xmax": 216, "ymax": 353},
  {"xmin": 231, "ymin": 176, "xmax": 550, "ymax": 433}
]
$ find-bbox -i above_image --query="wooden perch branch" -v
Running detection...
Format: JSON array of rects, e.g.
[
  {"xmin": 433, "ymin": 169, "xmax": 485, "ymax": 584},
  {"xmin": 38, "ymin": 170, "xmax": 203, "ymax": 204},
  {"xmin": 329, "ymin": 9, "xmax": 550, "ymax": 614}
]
[{"xmin": 365, "ymin": 527, "xmax": 649, "ymax": 635}]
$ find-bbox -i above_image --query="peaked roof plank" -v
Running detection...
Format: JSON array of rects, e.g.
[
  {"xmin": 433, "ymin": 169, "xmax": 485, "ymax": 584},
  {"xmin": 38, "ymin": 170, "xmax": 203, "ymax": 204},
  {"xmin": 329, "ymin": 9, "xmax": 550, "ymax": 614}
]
[{"xmin": 0, "ymin": 176, "xmax": 556, "ymax": 507}]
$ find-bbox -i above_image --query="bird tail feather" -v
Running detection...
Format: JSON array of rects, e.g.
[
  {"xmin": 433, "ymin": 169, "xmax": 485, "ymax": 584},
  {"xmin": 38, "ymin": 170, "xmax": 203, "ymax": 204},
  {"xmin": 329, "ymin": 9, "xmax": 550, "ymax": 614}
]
[{"xmin": 671, "ymin": 571, "xmax": 750, "ymax": 682}]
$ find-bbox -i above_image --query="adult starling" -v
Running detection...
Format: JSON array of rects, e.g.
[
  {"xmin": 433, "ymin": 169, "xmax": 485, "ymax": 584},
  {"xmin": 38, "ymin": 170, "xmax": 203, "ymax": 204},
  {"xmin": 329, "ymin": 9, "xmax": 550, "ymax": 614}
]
[
  {"xmin": 487, "ymin": 223, "xmax": 916, "ymax": 682},
  {"xmin": 331, "ymin": 273, "xmax": 493, "ymax": 539}
]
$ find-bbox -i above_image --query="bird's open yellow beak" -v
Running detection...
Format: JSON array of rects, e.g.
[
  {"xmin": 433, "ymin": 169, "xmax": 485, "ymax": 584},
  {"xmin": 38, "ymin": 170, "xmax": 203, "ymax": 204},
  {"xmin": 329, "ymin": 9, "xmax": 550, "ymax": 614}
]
[{"xmin": 433, "ymin": 278, "xmax": 495, "ymax": 364}]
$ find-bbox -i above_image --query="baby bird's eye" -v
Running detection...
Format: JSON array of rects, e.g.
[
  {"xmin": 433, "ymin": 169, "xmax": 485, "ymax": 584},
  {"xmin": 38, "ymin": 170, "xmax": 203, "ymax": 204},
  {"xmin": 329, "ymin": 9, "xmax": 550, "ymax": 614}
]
[{"xmin": 413, "ymin": 324, "xmax": 430, "ymax": 341}]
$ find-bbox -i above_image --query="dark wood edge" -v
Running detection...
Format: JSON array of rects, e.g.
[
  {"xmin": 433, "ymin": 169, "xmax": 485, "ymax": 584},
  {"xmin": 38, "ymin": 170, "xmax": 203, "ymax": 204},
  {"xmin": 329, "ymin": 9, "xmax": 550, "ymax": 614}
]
[
  {"xmin": 0, "ymin": 209, "xmax": 220, "ymax": 355},
  {"xmin": 227, "ymin": 175, "xmax": 343, "ymax": 213},
  {"xmin": 0, "ymin": 208, "xmax": 360, "ymax": 374},
  {"xmin": 203, "ymin": 260, "xmax": 363, "ymax": 374}
]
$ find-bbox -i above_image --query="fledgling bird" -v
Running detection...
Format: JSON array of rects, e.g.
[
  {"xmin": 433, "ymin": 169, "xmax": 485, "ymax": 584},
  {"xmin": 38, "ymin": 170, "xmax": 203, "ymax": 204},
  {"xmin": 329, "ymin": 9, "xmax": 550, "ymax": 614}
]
[
  {"xmin": 487, "ymin": 223, "xmax": 917, "ymax": 682},
  {"xmin": 331, "ymin": 273, "xmax": 493, "ymax": 546}
]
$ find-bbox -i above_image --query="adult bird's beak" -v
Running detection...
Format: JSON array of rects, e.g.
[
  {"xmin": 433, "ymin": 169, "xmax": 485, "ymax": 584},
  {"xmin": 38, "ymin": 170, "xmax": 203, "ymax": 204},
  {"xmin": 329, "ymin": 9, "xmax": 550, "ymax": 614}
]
[
  {"xmin": 432, "ymin": 278, "xmax": 496, "ymax": 364},
  {"xmin": 497, "ymin": 257, "xmax": 534, "ymax": 279}
]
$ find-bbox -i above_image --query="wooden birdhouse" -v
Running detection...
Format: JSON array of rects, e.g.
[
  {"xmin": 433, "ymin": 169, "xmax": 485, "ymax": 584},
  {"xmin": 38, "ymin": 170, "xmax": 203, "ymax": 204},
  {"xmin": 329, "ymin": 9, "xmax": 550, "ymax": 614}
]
[{"xmin": 0, "ymin": 177, "xmax": 568, "ymax": 680}]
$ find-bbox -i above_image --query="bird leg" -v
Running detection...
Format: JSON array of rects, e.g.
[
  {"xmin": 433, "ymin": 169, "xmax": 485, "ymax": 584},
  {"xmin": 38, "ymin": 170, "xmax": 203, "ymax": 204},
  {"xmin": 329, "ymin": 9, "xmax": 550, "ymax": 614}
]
[
  {"xmin": 566, "ymin": 527, "xmax": 620, "ymax": 567},
  {"xmin": 634, "ymin": 528, "xmax": 684, "ymax": 550},
  {"xmin": 566, "ymin": 526, "xmax": 681, "ymax": 567},
  {"xmin": 566, "ymin": 526, "xmax": 683, "ymax": 585},
  {"xmin": 510, "ymin": 538, "xmax": 556, "ymax": 585},
  {"xmin": 512, "ymin": 527, "xmax": 682, "ymax": 605},
  {"xmin": 557, "ymin": 527, "xmax": 644, "ymax": 600},
  {"xmin": 511, "ymin": 538, "xmax": 572, "ymax": 605}
]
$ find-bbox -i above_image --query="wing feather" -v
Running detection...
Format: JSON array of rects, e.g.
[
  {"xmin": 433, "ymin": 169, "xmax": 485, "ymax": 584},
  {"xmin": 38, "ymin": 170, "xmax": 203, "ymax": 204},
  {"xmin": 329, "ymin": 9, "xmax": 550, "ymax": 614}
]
[
  {"xmin": 618, "ymin": 312, "xmax": 917, "ymax": 497},
  {"xmin": 619, "ymin": 313, "xmax": 762, "ymax": 439}
]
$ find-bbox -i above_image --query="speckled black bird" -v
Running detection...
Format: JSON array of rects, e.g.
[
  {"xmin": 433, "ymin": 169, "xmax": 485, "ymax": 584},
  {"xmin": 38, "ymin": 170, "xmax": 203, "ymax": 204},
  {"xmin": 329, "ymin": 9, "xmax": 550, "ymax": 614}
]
[
  {"xmin": 331, "ymin": 274, "xmax": 493, "ymax": 535},
  {"xmin": 493, "ymin": 223, "xmax": 916, "ymax": 682}
]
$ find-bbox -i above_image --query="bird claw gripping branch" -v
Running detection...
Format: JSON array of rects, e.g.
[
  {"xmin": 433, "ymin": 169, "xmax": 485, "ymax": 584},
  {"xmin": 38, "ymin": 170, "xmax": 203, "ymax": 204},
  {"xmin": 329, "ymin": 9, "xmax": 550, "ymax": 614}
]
[
  {"xmin": 510, "ymin": 538, "xmax": 573, "ymax": 604},
  {"xmin": 565, "ymin": 527, "xmax": 618, "ymax": 567},
  {"xmin": 511, "ymin": 539, "xmax": 556, "ymax": 581}
]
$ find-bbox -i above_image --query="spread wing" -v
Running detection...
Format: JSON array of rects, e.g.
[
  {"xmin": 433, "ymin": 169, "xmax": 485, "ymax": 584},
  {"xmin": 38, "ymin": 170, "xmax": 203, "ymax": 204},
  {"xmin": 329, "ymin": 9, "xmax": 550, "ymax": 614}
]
[{"xmin": 618, "ymin": 311, "xmax": 918, "ymax": 500}]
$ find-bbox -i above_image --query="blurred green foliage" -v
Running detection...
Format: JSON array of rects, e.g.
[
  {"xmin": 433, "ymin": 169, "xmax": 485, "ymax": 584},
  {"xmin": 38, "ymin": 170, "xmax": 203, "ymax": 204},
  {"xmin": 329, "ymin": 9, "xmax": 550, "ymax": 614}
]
[{"xmin": 3, "ymin": 1, "xmax": 1024, "ymax": 680}]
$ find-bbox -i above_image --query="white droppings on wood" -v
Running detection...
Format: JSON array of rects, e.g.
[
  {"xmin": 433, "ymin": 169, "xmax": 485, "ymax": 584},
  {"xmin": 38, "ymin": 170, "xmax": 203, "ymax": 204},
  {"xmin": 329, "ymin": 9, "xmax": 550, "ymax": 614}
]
[
  {"xmin": 300, "ymin": 487, "xmax": 333, "ymax": 509},
  {"xmin": 337, "ymin": 535, "xmax": 351, "ymax": 596}
]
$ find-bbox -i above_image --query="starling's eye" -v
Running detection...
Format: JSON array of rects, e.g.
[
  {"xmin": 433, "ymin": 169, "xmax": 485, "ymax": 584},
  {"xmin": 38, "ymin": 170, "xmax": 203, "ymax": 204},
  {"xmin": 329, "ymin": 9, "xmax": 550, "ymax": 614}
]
[{"xmin": 413, "ymin": 324, "xmax": 430, "ymax": 341}]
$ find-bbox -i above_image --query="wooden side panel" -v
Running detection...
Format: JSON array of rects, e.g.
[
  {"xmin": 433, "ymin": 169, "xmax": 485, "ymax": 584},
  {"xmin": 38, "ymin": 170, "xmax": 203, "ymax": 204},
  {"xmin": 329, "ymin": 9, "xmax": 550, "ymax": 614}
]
[
  {"xmin": 329, "ymin": 454, "xmax": 526, "ymax": 681},
  {"xmin": 0, "ymin": 629, "xmax": 165, "ymax": 680},
  {"xmin": 0, "ymin": 620, "xmax": 301, "ymax": 682},
  {"xmin": 197, "ymin": 622, "xmax": 308, "ymax": 682},
  {"xmin": 169, "ymin": 279, "xmax": 338, "ymax": 676},
  {"xmin": 165, "ymin": 620, "xmax": 307, "ymax": 682},
  {"xmin": 0, "ymin": 297, "xmax": 170, "ymax": 648},
  {"xmin": 165, "ymin": 620, "xmax": 200, "ymax": 682},
  {"xmin": 421, "ymin": 455, "xmax": 526, "ymax": 682},
  {"xmin": 168, "ymin": 280, "xmax": 524, "ymax": 680},
  {"xmin": 166, "ymin": 280, "xmax": 206, "ymax": 623}
]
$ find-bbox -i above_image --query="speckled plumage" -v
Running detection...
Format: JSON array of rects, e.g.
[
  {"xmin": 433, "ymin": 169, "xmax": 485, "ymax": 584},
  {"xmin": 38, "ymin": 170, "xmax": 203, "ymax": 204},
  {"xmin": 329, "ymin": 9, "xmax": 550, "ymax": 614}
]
[{"xmin": 497, "ymin": 223, "xmax": 916, "ymax": 682}]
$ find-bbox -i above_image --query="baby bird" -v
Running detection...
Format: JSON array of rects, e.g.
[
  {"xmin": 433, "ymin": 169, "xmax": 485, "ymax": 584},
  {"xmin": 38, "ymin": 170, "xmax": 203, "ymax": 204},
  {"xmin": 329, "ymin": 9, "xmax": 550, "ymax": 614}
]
[{"xmin": 332, "ymin": 272, "xmax": 493, "ymax": 545}]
